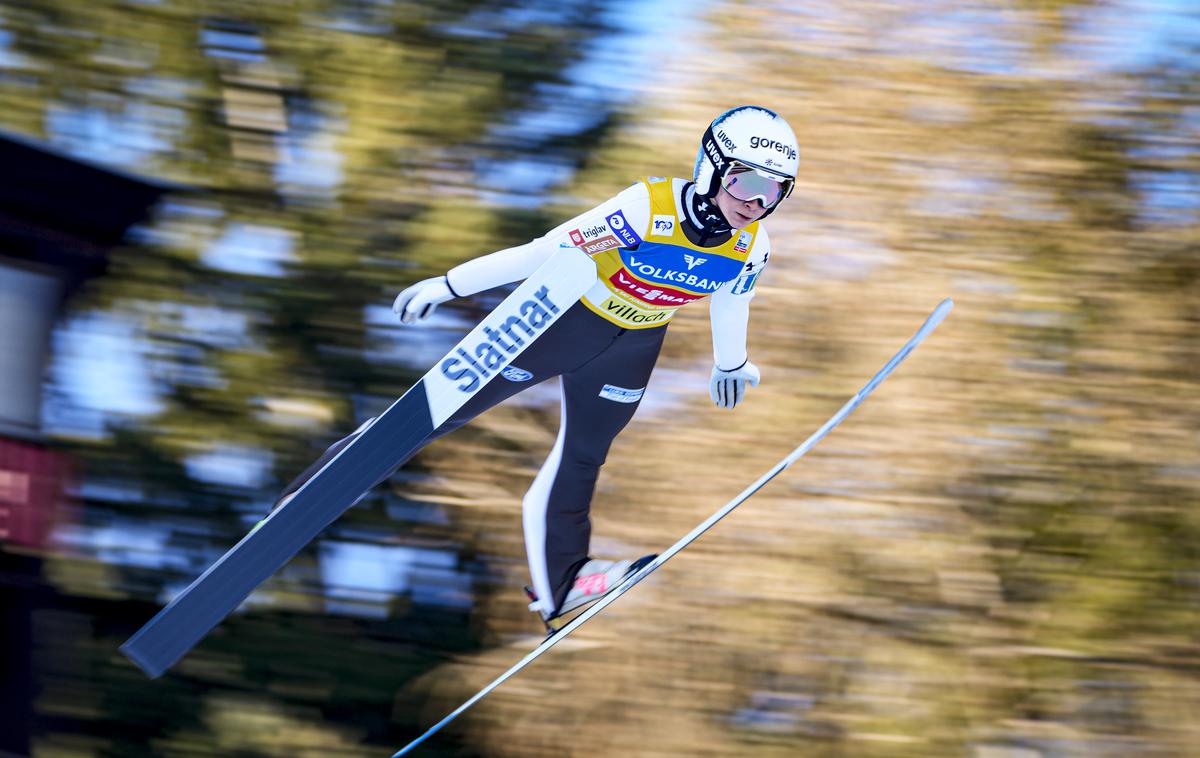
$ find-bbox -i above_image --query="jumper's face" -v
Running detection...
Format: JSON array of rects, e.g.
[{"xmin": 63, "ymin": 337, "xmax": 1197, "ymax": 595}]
[{"xmin": 714, "ymin": 185, "xmax": 769, "ymax": 229}]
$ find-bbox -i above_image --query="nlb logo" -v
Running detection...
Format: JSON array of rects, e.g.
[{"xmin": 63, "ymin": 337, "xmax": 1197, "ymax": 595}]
[
  {"xmin": 440, "ymin": 286, "xmax": 560, "ymax": 392},
  {"xmin": 605, "ymin": 210, "xmax": 642, "ymax": 248},
  {"xmin": 749, "ymin": 135, "xmax": 797, "ymax": 161}
]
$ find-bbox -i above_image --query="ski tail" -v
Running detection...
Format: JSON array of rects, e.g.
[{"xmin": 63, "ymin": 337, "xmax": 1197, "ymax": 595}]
[{"xmin": 390, "ymin": 298, "xmax": 953, "ymax": 756}]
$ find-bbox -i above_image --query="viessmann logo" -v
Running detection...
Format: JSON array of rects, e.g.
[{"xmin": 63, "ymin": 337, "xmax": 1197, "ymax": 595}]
[
  {"xmin": 439, "ymin": 286, "xmax": 560, "ymax": 392},
  {"xmin": 610, "ymin": 270, "xmax": 701, "ymax": 306}
]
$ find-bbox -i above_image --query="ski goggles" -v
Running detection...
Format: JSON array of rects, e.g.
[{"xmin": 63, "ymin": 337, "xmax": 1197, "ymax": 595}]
[{"xmin": 721, "ymin": 163, "xmax": 792, "ymax": 208}]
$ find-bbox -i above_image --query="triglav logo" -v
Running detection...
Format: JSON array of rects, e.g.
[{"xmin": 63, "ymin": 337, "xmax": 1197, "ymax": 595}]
[
  {"xmin": 440, "ymin": 286, "xmax": 560, "ymax": 391},
  {"xmin": 568, "ymin": 224, "xmax": 608, "ymax": 247},
  {"xmin": 683, "ymin": 254, "xmax": 707, "ymax": 270}
]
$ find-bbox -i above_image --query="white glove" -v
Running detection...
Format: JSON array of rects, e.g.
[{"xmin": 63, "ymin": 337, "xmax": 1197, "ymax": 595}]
[
  {"xmin": 392, "ymin": 276, "xmax": 455, "ymax": 325},
  {"xmin": 709, "ymin": 360, "xmax": 760, "ymax": 409}
]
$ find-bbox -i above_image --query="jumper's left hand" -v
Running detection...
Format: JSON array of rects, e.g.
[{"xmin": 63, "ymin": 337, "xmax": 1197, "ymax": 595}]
[{"xmin": 709, "ymin": 361, "xmax": 760, "ymax": 409}]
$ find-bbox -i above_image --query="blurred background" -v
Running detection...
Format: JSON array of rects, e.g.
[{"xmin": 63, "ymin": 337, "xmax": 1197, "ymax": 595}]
[{"xmin": 1, "ymin": 0, "xmax": 1197, "ymax": 756}]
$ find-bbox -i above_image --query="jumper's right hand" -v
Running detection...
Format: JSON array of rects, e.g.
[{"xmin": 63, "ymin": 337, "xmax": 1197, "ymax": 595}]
[{"xmin": 392, "ymin": 276, "xmax": 455, "ymax": 325}]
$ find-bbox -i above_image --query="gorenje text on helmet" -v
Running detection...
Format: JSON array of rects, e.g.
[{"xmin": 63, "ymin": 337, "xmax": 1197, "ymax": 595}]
[{"xmin": 748, "ymin": 136, "xmax": 797, "ymax": 161}]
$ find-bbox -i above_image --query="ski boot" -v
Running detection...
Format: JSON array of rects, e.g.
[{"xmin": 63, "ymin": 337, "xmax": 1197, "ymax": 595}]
[{"xmin": 525, "ymin": 554, "xmax": 657, "ymax": 635}]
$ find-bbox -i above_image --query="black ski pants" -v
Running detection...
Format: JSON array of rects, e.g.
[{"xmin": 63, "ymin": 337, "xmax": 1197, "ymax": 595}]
[{"xmin": 281, "ymin": 301, "xmax": 667, "ymax": 614}]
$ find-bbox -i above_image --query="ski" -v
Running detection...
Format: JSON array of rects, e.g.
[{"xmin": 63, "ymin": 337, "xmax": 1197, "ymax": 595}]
[
  {"xmin": 120, "ymin": 248, "xmax": 598, "ymax": 679},
  {"xmin": 390, "ymin": 298, "xmax": 954, "ymax": 756}
]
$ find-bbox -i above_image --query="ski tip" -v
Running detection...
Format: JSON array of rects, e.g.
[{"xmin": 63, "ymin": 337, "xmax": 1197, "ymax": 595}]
[{"xmin": 924, "ymin": 298, "xmax": 954, "ymax": 330}]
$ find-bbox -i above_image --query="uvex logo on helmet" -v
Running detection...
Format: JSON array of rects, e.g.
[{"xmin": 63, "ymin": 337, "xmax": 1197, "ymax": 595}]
[
  {"xmin": 704, "ymin": 138, "xmax": 726, "ymax": 171},
  {"xmin": 749, "ymin": 136, "xmax": 797, "ymax": 161}
]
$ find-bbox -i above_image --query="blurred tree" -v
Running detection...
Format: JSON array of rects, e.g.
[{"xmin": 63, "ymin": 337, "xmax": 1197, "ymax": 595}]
[{"xmin": 1, "ymin": 0, "xmax": 631, "ymax": 754}]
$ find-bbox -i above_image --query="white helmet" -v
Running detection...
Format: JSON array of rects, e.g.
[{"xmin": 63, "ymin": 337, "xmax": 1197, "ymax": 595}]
[{"xmin": 693, "ymin": 106, "xmax": 798, "ymax": 209}]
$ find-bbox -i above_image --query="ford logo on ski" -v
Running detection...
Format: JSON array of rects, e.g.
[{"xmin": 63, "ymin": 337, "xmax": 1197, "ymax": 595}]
[
  {"xmin": 439, "ymin": 286, "xmax": 560, "ymax": 392},
  {"xmin": 501, "ymin": 366, "xmax": 533, "ymax": 382}
]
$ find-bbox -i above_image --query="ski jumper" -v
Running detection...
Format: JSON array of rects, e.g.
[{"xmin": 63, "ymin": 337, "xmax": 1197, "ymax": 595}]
[{"xmin": 281, "ymin": 177, "xmax": 771, "ymax": 615}]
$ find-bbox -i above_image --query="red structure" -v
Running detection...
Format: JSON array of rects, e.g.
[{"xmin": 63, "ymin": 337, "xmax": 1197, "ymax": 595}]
[
  {"xmin": 0, "ymin": 129, "xmax": 171, "ymax": 757},
  {"xmin": 0, "ymin": 438, "xmax": 71, "ymax": 550}
]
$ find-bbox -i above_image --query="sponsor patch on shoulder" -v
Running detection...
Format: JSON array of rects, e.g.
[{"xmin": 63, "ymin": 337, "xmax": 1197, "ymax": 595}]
[
  {"xmin": 730, "ymin": 271, "xmax": 760, "ymax": 295},
  {"xmin": 569, "ymin": 223, "xmax": 611, "ymax": 249},
  {"xmin": 580, "ymin": 234, "xmax": 622, "ymax": 255},
  {"xmin": 651, "ymin": 215, "xmax": 675, "ymax": 236},
  {"xmin": 598, "ymin": 384, "xmax": 645, "ymax": 403},
  {"xmin": 734, "ymin": 231, "xmax": 753, "ymax": 253},
  {"xmin": 605, "ymin": 209, "xmax": 643, "ymax": 248}
]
